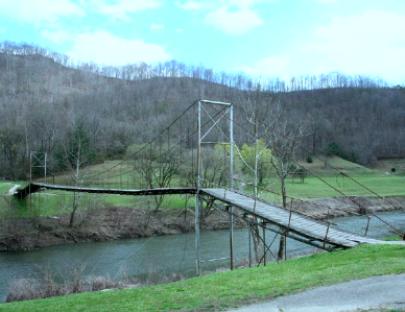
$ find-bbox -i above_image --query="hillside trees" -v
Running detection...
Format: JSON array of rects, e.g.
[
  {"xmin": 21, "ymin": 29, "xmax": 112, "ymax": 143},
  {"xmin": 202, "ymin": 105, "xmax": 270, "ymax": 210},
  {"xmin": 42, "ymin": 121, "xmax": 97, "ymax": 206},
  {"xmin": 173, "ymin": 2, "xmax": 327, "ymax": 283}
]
[{"xmin": 0, "ymin": 43, "xmax": 405, "ymax": 181}]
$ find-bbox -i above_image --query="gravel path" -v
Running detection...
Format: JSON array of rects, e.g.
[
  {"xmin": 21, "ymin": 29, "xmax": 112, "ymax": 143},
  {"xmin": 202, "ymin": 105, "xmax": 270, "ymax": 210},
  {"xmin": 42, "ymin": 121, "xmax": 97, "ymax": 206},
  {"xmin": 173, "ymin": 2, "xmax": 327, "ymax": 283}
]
[{"xmin": 228, "ymin": 274, "xmax": 405, "ymax": 312}]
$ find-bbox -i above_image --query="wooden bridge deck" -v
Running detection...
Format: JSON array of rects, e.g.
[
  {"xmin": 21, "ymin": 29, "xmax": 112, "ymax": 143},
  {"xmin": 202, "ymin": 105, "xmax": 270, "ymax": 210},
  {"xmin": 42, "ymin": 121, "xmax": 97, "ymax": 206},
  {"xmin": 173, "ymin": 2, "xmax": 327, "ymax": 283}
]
[
  {"xmin": 201, "ymin": 188, "xmax": 402, "ymax": 248},
  {"xmin": 12, "ymin": 183, "xmax": 403, "ymax": 249},
  {"xmin": 13, "ymin": 182, "xmax": 195, "ymax": 198}
]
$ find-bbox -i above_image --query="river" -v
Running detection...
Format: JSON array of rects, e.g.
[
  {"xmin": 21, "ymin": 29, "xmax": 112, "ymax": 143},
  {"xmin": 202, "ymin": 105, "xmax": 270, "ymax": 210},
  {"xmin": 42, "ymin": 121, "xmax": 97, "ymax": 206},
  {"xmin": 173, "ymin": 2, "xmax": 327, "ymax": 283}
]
[{"xmin": 1, "ymin": 210, "xmax": 405, "ymax": 302}]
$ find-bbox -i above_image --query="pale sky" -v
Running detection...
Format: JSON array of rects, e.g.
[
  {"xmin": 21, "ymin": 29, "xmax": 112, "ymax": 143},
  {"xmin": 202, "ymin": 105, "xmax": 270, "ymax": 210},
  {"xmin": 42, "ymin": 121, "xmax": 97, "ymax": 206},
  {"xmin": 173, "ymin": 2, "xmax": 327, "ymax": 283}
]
[{"xmin": 1, "ymin": 0, "xmax": 405, "ymax": 84}]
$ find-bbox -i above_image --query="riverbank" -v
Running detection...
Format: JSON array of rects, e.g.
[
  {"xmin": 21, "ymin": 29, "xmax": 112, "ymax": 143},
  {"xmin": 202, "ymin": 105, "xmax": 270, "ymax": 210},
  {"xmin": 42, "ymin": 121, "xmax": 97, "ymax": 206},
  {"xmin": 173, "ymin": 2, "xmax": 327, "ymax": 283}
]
[
  {"xmin": 1, "ymin": 244, "xmax": 405, "ymax": 311},
  {"xmin": 1, "ymin": 195, "xmax": 405, "ymax": 251},
  {"xmin": 293, "ymin": 195, "xmax": 405, "ymax": 219},
  {"xmin": 0, "ymin": 206, "xmax": 233, "ymax": 251}
]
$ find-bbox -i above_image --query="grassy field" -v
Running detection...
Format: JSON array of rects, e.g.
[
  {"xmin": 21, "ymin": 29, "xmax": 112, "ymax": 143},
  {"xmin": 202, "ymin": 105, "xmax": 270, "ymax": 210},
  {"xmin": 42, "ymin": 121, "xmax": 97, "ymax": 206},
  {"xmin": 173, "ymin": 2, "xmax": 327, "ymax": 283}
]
[
  {"xmin": 263, "ymin": 174, "xmax": 405, "ymax": 201},
  {"xmin": 245, "ymin": 157, "xmax": 405, "ymax": 202},
  {"xmin": 0, "ymin": 186, "xmax": 192, "ymax": 218},
  {"xmin": 0, "ymin": 159, "xmax": 195, "ymax": 218},
  {"xmin": 1, "ymin": 244, "xmax": 405, "ymax": 311},
  {"xmin": 1, "ymin": 156, "xmax": 405, "ymax": 218},
  {"xmin": 375, "ymin": 158, "xmax": 405, "ymax": 173}
]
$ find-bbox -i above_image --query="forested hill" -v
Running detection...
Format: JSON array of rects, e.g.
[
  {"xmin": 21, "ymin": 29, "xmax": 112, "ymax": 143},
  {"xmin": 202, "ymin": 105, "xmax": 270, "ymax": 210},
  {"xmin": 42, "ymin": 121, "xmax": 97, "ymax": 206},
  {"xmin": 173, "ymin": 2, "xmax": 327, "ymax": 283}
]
[{"xmin": 1, "ymin": 51, "xmax": 405, "ymax": 179}]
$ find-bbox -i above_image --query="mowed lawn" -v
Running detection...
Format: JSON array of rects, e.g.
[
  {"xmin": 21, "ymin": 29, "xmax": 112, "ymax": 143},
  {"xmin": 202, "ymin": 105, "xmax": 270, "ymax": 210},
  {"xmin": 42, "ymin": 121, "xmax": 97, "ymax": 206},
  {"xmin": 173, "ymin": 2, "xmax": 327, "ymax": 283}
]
[
  {"xmin": 268, "ymin": 174, "xmax": 405, "ymax": 199},
  {"xmin": 1, "ymin": 245, "xmax": 405, "ymax": 312},
  {"xmin": 1, "ymin": 157, "xmax": 405, "ymax": 218},
  {"xmin": 259, "ymin": 157, "xmax": 405, "ymax": 201}
]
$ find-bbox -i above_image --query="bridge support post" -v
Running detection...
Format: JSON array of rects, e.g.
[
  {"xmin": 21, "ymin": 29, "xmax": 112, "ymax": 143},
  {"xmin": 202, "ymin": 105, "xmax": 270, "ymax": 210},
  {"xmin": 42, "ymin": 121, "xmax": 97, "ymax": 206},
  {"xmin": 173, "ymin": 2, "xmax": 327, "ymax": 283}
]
[
  {"xmin": 262, "ymin": 222, "xmax": 267, "ymax": 266},
  {"xmin": 227, "ymin": 205, "xmax": 234, "ymax": 270},
  {"xmin": 248, "ymin": 221, "xmax": 252, "ymax": 267},
  {"xmin": 195, "ymin": 100, "xmax": 202, "ymax": 276},
  {"xmin": 29, "ymin": 151, "xmax": 33, "ymax": 209},
  {"xmin": 195, "ymin": 193, "xmax": 201, "ymax": 275},
  {"xmin": 323, "ymin": 222, "xmax": 331, "ymax": 249},
  {"xmin": 364, "ymin": 216, "xmax": 371, "ymax": 236},
  {"xmin": 284, "ymin": 232, "xmax": 287, "ymax": 260}
]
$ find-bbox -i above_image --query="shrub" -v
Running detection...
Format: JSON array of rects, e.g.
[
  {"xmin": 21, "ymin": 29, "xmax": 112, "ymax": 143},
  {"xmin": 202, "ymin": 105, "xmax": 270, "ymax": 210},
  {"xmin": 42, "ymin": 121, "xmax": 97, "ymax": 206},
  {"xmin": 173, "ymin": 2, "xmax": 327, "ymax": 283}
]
[
  {"xmin": 6, "ymin": 275, "xmax": 122, "ymax": 302},
  {"xmin": 6, "ymin": 279, "xmax": 41, "ymax": 302},
  {"xmin": 90, "ymin": 276, "xmax": 120, "ymax": 291}
]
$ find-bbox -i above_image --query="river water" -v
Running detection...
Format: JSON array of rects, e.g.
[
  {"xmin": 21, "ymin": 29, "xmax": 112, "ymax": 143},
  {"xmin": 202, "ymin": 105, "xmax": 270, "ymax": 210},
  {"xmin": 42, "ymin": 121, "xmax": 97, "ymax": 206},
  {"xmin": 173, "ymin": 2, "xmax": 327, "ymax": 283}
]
[{"xmin": 1, "ymin": 211, "xmax": 405, "ymax": 302}]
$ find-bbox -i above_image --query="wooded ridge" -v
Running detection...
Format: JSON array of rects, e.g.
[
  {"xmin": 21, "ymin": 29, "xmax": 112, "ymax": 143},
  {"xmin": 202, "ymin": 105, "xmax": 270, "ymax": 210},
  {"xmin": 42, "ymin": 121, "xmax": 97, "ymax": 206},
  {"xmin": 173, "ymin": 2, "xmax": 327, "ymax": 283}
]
[{"xmin": 1, "ymin": 43, "xmax": 404, "ymax": 179}]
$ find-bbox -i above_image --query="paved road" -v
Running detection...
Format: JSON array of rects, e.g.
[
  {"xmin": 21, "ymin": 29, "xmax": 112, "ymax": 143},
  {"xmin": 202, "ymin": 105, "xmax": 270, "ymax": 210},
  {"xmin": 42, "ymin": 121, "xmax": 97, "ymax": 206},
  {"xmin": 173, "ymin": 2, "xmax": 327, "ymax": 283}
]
[{"xmin": 228, "ymin": 274, "xmax": 405, "ymax": 312}]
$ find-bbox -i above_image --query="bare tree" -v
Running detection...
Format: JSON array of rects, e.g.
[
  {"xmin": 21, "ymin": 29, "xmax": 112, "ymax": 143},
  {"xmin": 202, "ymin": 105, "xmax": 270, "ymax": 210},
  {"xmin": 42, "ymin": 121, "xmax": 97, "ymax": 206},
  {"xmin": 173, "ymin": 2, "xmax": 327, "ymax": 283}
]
[
  {"xmin": 241, "ymin": 89, "xmax": 273, "ymax": 263},
  {"xmin": 267, "ymin": 102, "xmax": 308, "ymax": 260},
  {"xmin": 132, "ymin": 144, "xmax": 179, "ymax": 211},
  {"xmin": 60, "ymin": 117, "xmax": 93, "ymax": 227}
]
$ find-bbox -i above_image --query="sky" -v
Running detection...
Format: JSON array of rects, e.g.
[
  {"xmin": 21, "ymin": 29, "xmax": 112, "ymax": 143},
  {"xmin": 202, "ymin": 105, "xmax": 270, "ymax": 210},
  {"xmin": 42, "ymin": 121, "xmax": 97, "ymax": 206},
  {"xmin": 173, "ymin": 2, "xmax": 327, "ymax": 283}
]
[{"xmin": 1, "ymin": 0, "xmax": 405, "ymax": 84}]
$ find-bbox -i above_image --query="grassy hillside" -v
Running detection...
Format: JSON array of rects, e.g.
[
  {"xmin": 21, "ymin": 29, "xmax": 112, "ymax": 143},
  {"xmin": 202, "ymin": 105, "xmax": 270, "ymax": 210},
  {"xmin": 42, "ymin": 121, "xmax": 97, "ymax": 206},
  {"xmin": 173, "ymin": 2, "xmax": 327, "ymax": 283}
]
[{"xmin": 1, "ymin": 244, "xmax": 405, "ymax": 312}]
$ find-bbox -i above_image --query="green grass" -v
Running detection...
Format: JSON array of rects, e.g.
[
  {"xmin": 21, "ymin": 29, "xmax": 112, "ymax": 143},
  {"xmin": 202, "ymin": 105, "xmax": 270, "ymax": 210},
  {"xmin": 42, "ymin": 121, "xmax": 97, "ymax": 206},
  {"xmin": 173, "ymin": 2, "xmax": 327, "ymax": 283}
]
[
  {"xmin": 1, "ymin": 244, "xmax": 405, "ymax": 312},
  {"xmin": 0, "ymin": 179, "xmax": 192, "ymax": 219},
  {"xmin": 299, "ymin": 156, "xmax": 371, "ymax": 173},
  {"xmin": 273, "ymin": 174, "xmax": 405, "ymax": 199},
  {"xmin": 384, "ymin": 235, "xmax": 402, "ymax": 241},
  {"xmin": 375, "ymin": 158, "xmax": 405, "ymax": 173},
  {"xmin": 255, "ymin": 156, "xmax": 405, "ymax": 202},
  {"xmin": 0, "ymin": 183, "xmax": 10, "ymax": 194},
  {"xmin": 2, "ymin": 156, "xmax": 405, "ymax": 218}
]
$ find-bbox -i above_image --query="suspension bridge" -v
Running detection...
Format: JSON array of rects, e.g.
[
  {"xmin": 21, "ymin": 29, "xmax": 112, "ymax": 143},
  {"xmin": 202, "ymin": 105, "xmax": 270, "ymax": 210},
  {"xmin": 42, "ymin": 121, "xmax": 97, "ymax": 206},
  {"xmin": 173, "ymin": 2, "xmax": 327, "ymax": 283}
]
[{"xmin": 12, "ymin": 99, "xmax": 405, "ymax": 274}]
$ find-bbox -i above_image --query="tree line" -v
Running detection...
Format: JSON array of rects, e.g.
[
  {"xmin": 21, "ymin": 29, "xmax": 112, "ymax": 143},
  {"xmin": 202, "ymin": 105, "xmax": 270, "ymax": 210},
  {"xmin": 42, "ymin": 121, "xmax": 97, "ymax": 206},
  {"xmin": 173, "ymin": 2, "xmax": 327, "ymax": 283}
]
[
  {"xmin": 0, "ymin": 41, "xmax": 392, "ymax": 92},
  {"xmin": 0, "ymin": 43, "xmax": 405, "ymax": 180}
]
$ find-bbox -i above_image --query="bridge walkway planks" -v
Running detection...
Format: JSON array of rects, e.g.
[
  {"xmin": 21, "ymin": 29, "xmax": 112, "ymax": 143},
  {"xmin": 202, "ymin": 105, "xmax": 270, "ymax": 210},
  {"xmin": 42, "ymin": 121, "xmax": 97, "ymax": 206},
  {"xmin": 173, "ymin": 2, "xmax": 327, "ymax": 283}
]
[
  {"xmin": 13, "ymin": 182, "xmax": 196, "ymax": 198},
  {"xmin": 201, "ymin": 188, "xmax": 402, "ymax": 248}
]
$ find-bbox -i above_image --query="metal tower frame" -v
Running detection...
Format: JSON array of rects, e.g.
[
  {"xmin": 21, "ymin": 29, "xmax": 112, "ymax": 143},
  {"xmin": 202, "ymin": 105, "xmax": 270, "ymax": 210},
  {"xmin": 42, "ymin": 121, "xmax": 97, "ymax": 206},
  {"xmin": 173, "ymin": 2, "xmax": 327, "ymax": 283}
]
[
  {"xmin": 29, "ymin": 151, "xmax": 48, "ymax": 183},
  {"xmin": 195, "ymin": 99, "xmax": 234, "ymax": 275}
]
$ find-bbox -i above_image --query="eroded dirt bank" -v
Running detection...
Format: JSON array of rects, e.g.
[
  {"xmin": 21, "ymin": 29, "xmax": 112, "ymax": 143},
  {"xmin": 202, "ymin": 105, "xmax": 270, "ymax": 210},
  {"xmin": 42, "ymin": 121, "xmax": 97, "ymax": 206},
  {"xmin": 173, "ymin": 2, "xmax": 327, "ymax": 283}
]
[
  {"xmin": 1, "ymin": 195, "xmax": 405, "ymax": 251},
  {"xmin": 293, "ymin": 195, "xmax": 405, "ymax": 219}
]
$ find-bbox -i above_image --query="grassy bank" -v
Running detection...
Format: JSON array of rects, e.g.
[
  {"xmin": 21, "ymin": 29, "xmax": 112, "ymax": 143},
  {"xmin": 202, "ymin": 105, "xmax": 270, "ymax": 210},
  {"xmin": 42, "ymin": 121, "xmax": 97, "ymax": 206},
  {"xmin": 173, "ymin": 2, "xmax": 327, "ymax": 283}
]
[{"xmin": 1, "ymin": 244, "xmax": 405, "ymax": 312}]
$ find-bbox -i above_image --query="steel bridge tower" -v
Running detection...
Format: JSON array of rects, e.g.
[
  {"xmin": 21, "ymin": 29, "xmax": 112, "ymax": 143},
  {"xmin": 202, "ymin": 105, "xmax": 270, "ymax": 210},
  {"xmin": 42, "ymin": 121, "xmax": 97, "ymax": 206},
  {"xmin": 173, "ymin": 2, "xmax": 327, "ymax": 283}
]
[{"xmin": 195, "ymin": 99, "xmax": 234, "ymax": 274}]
